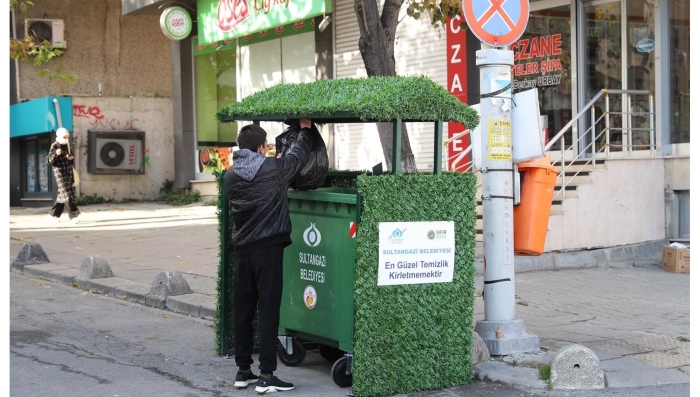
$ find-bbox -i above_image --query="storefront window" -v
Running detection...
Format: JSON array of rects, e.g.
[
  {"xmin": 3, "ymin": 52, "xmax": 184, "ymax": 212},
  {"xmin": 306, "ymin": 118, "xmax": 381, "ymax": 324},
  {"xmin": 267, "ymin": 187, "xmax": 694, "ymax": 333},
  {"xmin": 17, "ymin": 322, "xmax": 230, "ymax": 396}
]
[
  {"xmin": 239, "ymin": 31, "xmax": 316, "ymax": 143},
  {"xmin": 627, "ymin": 0, "xmax": 656, "ymax": 149},
  {"xmin": 670, "ymin": 0, "xmax": 690, "ymax": 144},
  {"xmin": 194, "ymin": 46, "xmax": 238, "ymax": 148},
  {"xmin": 512, "ymin": 5, "xmax": 572, "ymax": 150}
]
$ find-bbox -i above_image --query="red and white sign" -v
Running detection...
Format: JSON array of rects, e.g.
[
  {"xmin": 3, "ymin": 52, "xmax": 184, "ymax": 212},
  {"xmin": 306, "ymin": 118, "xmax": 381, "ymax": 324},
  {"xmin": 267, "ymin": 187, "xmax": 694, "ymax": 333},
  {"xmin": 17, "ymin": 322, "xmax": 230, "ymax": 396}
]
[
  {"xmin": 446, "ymin": 14, "xmax": 470, "ymax": 172},
  {"xmin": 462, "ymin": 0, "xmax": 530, "ymax": 47},
  {"xmin": 349, "ymin": 222, "xmax": 357, "ymax": 239}
]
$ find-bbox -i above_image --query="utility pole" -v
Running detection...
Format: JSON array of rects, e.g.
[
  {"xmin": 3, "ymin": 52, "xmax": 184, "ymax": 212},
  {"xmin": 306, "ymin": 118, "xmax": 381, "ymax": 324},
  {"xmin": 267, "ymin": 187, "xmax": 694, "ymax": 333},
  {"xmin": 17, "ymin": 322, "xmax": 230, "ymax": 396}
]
[{"xmin": 462, "ymin": 0, "xmax": 539, "ymax": 355}]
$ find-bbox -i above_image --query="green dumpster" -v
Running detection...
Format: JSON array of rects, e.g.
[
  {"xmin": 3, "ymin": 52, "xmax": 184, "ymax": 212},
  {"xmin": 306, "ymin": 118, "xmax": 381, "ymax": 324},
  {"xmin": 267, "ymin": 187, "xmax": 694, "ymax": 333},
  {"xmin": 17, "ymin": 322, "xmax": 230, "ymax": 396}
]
[{"xmin": 276, "ymin": 187, "xmax": 359, "ymax": 387}]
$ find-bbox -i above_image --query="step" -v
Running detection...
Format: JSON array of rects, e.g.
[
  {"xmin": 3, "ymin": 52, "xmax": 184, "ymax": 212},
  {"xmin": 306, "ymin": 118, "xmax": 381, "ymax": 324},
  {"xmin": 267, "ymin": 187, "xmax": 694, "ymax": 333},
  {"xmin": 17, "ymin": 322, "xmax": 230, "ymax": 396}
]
[
  {"xmin": 554, "ymin": 174, "xmax": 591, "ymax": 187},
  {"xmin": 554, "ymin": 162, "xmax": 605, "ymax": 175}
]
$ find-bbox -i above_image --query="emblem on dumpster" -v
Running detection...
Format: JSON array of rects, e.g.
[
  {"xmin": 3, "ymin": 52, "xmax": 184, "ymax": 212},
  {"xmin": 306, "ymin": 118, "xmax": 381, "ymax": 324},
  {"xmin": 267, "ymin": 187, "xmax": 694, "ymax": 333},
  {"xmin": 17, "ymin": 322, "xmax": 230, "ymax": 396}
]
[
  {"xmin": 303, "ymin": 285, "xmax": 317, "ymax": 309},
  {"xmin": 303, "ymin": 223, "xmax": 322, "ymax": 247}
]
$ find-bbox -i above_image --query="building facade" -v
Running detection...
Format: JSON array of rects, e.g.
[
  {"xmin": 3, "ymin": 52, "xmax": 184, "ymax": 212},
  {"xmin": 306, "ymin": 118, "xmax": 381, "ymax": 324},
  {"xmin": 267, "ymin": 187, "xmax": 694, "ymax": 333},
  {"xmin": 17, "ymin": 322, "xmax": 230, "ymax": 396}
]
[{"xmin": 10, "ymin": 0, "xmax": 689, "ymax": 250}]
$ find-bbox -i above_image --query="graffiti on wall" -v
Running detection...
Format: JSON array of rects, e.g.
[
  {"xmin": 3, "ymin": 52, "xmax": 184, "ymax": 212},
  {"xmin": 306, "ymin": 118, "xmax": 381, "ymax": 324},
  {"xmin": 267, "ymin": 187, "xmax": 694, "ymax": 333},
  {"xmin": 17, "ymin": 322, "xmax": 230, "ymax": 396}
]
[{"xmin": 73, "ymin": 105, "xmax": 140, "ymax": 130}]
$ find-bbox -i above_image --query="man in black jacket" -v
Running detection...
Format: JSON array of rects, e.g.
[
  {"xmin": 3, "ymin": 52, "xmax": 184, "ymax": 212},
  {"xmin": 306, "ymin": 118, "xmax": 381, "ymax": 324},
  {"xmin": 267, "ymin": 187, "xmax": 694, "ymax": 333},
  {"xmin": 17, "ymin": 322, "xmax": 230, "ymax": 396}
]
[{"xmin": 224, "ymin": 120, "xmax": 312, "ymax": 394}]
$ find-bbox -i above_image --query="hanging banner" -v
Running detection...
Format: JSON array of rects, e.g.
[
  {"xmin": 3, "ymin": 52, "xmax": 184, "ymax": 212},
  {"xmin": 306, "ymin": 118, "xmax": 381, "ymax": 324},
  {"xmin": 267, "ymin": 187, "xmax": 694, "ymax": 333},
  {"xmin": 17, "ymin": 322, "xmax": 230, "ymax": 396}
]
[{"xmin": 197, "ymin": 0, "xmax": 331, "ymax": 46}]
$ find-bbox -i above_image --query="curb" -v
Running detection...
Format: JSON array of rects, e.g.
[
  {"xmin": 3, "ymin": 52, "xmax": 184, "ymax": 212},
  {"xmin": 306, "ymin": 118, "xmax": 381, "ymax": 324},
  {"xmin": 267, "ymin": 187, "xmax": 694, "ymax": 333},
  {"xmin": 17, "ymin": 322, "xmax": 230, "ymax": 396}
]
[{"xmin": 11, "ymin": 264, "xmax": 217, "ymax": 320}]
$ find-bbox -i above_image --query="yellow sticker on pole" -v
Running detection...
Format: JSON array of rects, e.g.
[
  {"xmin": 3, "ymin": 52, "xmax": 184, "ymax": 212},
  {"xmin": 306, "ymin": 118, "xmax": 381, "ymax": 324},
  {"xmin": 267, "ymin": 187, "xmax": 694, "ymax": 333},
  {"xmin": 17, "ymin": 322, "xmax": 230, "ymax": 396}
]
[{"xmin": 487, "ymin": 119, "xmax": 512, "ymax": 161}]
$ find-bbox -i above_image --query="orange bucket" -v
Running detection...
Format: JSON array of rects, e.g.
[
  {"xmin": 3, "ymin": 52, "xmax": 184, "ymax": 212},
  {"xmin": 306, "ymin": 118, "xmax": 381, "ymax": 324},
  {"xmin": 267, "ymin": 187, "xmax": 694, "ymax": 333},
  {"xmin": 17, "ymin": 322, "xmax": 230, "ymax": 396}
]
[{"xmin": 513, "ymin": 154, "xmax": 558, "ymax": 256}]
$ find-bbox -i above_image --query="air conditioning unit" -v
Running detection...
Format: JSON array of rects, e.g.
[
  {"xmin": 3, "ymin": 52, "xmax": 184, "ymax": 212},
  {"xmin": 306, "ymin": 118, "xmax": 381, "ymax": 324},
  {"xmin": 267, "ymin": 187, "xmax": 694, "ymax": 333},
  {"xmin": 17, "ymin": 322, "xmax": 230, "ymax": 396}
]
[
  {"xmin": 24, "ymin": 19, "xmax": 66, "ymax": 48},
  {"xmin": 88, "ymin": 130, "xmax": 145, "ymax": 175}
]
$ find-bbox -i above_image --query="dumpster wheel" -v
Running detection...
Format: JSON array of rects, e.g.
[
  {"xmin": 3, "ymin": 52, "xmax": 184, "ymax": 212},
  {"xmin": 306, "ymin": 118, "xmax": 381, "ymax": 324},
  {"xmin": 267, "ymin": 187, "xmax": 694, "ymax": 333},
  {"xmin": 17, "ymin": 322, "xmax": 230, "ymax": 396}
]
[
  {"xmin": 331, "ymin": 357, "xmax": 353, "ymax": 388},
  {"xmin": 319, "ymin": 344, "xmax": 345, "ymax": 362},
  {"xmin": 277, "ymin": 338, "xmax": 306, "ymax": 367}
]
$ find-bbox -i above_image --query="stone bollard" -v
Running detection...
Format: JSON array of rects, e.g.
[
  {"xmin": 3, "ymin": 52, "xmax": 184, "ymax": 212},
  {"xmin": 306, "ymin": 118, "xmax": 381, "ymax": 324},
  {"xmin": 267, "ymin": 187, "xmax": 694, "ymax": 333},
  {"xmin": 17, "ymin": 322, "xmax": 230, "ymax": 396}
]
[
  {"xmin": 145, "ymin": 271, "xmax": 192, "ymax": 309},
  {"xmin": 77, "ymin": 256, "xmax": 115, "ymax": 280},
  {"xmin": 550, "ymin": 344, "xmax": 605, "ymax": 390},
  {"xmin": 11, "ymin": 243, "xmax": 50, "ymax": 272},
  {"xmin": 472, "ymin": 330, "xmax": 491, "ymax": 365}
]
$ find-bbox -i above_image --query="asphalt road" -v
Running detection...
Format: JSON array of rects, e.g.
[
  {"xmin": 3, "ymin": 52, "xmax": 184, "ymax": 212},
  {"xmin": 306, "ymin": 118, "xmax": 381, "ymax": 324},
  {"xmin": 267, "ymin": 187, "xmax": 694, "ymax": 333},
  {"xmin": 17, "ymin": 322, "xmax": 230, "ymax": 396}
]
[{"xmin": 9, "ymin": 272, "xmax": 691, "ymax": 397}]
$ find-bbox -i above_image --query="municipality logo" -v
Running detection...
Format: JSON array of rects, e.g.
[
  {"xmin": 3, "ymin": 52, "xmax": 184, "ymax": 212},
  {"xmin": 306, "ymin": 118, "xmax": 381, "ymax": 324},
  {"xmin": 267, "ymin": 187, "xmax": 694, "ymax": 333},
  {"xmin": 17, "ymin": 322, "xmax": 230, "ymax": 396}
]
[
  {"xmin": 303, "ymin": 223, "xmax": 322, "ymax": 247},
  {"xmin": 388, "ymin": 228, "xmax": 407, "ymax": 244}
]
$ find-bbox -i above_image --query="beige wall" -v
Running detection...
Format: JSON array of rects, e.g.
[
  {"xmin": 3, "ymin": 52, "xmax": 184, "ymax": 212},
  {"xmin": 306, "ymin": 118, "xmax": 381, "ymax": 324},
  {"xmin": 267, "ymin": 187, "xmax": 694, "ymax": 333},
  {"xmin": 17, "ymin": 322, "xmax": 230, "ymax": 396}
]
[
  {"xmin": 72, "ymin": 97, "xmax": 175, "ymax": 200},
  {"xmin": 546, "ymin": 158, "xmax": 667, "ymax": 251},
  {"xmin": 15, "ymin": 0, "xmax": 172, "ymax": 100},
  {"xmin": 664, "ymin": 157, "xmax": 690, "ymax": 191}
]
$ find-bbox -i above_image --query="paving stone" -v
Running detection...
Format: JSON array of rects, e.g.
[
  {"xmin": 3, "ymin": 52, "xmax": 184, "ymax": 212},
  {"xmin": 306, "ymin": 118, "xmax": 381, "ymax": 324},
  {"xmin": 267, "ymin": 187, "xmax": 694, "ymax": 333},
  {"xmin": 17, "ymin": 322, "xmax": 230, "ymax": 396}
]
[
  {"xmin": 539, "ymin": 338, "xmax": 573, "ymax": 353},
  {"xmin": 601, "ymin": 356, "xmax": 661, "ymax": 372},
  {"xmin": 628, "ymin": 351, "xmax": 690, "ymax": 369},
  {"xmin": 604, "ymin": 368, "xmax": 690, "ymax": 388},
  {"xmin": 625, "ymin": 334, "xmax": 687, "ymax": 351},
  {"xmin": 584, "ymin": 339, "xmax": 653, "ymax": 356}
]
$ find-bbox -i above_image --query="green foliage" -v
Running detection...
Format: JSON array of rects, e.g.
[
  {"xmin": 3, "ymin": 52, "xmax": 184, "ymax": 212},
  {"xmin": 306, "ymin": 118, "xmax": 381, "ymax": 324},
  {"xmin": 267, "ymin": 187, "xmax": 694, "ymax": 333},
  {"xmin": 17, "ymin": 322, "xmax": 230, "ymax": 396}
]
[
  {"xmin": 165, "ymin": 190, "xmax": 201, "ymax": 206},
  {"xmin": 216, "ymin": 76, "xmax": 479, "ymax": 129},
  {"xmin": 677, "ymin": 336, "xmax": 689, "ymax": 342},
  {"xmin": 9, "ymin": 1, "xmax": 34, "ymax": 12},
  {"xmin": 353, "ymin": 172, "xmax": 477, "ymax": 397},
  {"xmin": 203, "ymin": 199, "xmax": 218, "ymax": 206},
  {"xmin": 539, "ymin": 363, "xmax": 551, "ymax": 379},
  {"xmin": 160, "ymin": 179, "xmax": 175, "ymax": 194},
  {"xmin": 74, "ymin": 194, "xmax": 107, "ymax": 206},
  {"xmin": 406, "ymin": 0, "xmax": 467, "ymax": 30}
]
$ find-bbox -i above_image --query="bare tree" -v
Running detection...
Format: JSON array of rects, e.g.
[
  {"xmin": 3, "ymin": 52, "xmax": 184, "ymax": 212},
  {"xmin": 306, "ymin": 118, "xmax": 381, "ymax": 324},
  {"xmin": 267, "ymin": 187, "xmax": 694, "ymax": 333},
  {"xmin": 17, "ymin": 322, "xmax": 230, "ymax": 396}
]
[{"xmin": 353, "ymin": 0, "xmax": 464, "ymax": 172}]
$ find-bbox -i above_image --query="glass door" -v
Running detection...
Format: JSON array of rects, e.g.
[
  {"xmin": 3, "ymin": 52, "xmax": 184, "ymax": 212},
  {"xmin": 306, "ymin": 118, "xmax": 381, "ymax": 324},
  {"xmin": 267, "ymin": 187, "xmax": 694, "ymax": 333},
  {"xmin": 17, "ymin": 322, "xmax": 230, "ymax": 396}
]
[
  {"xmin": 22, "ymin": 136, "xmax": 53, "ymax": 200},
  {"xmin": 581, "ymin": 0, "xmax": 624, "ymax": 155}
]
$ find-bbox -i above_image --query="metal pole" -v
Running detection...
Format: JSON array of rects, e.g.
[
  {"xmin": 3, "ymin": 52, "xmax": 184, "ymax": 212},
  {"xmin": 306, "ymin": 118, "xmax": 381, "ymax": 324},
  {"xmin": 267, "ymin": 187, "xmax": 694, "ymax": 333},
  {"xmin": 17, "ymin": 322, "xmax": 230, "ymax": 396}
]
[
  {"xmin": 605, "ymin": 93, "xmax": 610, "ymax": 157},
  {"xmin": 392, "ymin": 119, "xmax": 402, "ymax": 173},
  {"xmin": 434, "ymin": 121, "xmax": 443, "ymax": 174},
  {"xmin": 474, "ymin": 46, "xmax": 539, "ymax": 355}
]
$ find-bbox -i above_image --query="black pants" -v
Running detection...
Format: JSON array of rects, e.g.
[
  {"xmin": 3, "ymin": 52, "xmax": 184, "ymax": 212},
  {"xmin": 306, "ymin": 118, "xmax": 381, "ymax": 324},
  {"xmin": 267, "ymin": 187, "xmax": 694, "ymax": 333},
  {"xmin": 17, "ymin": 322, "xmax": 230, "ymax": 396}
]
[
  {"xmin": 49, "ymin": 200, "xmax": 80, "ymax": 219},
  {"xmin": 234, "ymin": 244, "xmax": 284, "ymax": 374}
]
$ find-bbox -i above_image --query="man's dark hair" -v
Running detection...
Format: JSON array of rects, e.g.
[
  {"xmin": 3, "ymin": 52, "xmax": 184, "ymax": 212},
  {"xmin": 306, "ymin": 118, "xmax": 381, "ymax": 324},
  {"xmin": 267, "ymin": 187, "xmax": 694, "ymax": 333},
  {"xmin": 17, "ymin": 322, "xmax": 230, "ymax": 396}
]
[{"xmin": 237, "ymin": 124, "xmax": 267, "ymax": 152}]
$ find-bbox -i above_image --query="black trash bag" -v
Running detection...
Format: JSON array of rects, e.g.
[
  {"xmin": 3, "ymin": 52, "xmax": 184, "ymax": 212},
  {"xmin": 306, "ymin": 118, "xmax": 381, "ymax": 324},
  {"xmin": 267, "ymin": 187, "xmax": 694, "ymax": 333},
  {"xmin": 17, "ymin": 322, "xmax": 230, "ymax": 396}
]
[{"xmin": 276, "ymin": 120, "xmax": 328, "ymax": 191}]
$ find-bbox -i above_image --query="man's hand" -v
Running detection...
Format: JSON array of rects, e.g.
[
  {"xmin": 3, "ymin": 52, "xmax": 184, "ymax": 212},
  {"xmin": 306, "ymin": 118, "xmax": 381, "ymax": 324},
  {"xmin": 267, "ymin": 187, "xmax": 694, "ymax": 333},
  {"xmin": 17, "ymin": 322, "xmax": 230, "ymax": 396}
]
[
  {"xmin": 56, "ymin": 148, "xmax": 62, "ymax": 156},
  {"xmin": 300, "ymin": 119, "xmax": 311, "ymax": 129},
  {"xmin": 67, "ymin": 155, "xmax": 74, "ymax": 161}
]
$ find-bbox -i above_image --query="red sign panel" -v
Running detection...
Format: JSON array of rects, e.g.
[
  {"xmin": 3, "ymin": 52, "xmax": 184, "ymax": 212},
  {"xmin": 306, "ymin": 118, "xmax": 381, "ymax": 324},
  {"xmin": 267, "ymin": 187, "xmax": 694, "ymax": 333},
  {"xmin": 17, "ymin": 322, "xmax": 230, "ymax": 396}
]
[
  {"xmin": 446, "ymin": 15, "xmax": 470, "ymax": 172},
  {"xmin": 462, "ymin": 0, "xmax": 529, "ymax": 47}
]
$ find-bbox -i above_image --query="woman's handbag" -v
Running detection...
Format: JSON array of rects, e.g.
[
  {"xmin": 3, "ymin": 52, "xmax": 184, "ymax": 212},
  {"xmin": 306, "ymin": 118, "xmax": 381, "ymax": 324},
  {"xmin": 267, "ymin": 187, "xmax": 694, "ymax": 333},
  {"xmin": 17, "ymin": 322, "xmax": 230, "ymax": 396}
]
[{"xmin": 67, "ymin": 141, "xmax": 80, "ymax": 187}]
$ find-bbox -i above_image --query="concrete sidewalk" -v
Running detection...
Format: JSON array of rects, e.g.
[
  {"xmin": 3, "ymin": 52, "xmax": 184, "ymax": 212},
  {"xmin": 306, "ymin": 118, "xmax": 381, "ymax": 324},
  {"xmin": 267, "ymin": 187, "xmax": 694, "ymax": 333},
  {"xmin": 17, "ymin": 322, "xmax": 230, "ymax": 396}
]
[{"xmin": 8, "ymin": 202, "xmax": 691, "ymax": 391}]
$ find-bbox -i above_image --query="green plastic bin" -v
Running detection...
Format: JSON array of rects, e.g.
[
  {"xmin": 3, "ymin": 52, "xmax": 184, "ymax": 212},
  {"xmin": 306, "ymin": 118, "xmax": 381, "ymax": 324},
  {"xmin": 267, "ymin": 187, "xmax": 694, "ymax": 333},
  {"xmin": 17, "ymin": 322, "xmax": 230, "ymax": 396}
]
[{"xmin": 277, "ymin": 187, "xmax": 359, "ymax": 388}]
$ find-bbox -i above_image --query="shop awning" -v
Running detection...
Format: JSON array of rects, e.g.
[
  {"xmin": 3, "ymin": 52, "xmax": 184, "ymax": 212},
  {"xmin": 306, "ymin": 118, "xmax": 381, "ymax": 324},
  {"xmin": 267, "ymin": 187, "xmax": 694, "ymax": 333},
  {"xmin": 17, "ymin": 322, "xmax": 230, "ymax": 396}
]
[{"xmin": 10, "ymin": 96, "xmax": 73, "ymax": 138}]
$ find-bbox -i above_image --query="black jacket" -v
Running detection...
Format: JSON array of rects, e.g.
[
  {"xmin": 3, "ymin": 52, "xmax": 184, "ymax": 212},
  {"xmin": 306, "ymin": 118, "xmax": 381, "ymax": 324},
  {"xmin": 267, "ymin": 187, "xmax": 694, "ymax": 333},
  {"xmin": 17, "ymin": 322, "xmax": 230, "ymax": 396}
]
[{"xmin": 224, "ymin": 128, "xmax": 312, "ymax": 254}]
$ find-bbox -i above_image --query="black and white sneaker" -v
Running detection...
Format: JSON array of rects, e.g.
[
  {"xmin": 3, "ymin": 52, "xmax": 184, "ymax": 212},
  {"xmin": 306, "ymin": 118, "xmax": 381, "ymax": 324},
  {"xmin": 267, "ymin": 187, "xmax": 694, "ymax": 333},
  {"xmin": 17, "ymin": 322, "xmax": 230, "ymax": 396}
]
[
  {"xmin": 234, "ymin": 370, "xmax": 259, "ymax": 388},
  {"xmin": 255, "ymin": 374, "xmax": 294, "ymax": 393}
]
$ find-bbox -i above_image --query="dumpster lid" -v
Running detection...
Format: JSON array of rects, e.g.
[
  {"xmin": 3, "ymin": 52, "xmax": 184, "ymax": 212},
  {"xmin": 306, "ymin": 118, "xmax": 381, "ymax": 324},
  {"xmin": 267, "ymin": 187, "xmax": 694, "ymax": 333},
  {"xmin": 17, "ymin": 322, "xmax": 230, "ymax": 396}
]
[{"xmin": 287, "ymin": 187, "xmax": 358, "ymax": 204}]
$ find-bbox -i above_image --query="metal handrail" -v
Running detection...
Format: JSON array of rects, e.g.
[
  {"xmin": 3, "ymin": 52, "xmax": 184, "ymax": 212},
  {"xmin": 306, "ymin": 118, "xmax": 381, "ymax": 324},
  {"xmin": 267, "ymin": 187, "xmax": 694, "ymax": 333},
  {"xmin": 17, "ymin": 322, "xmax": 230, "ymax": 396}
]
[
  {"xmin": 441, "ymin": 89, "xmax": 655, "ymax": 201},
  {"xmin": 546, "ymin": 89, "xmax": 655, "ymax": 198}
]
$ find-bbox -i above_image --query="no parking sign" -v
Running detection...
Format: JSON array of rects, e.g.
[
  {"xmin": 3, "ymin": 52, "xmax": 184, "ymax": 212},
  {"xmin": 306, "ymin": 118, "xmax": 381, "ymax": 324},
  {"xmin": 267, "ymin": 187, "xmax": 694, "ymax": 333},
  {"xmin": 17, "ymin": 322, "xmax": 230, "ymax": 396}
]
[{"xmin": 462, "ymin": 0, "xmax": 529, "ymax": 47}]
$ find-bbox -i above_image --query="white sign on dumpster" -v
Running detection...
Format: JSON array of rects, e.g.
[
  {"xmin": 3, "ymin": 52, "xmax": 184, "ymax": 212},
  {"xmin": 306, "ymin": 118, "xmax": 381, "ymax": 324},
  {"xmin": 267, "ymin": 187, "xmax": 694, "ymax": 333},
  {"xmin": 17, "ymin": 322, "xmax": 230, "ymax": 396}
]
[{"xmin": 377, "ymin": 221, "xmax": 455, "ymax": 286}]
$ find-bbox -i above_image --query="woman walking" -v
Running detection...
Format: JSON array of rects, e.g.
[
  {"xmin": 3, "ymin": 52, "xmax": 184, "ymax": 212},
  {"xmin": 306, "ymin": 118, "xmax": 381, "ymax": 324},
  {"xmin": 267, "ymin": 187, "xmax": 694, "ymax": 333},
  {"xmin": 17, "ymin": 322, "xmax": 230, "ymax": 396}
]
[{"xmin": 46, "ymin": 127, "xmax": 81, "ymax": 224}]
